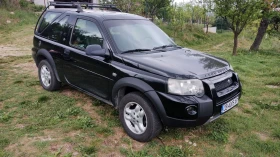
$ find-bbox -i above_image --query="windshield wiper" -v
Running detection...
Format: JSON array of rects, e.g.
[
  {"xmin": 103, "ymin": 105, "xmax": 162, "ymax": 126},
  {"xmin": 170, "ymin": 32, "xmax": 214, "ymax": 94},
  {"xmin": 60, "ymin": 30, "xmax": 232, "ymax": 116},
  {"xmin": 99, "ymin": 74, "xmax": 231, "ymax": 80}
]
[
  {"xmin": 121, "ymin": 49, "xmax": 152, "ymax": 54},
  {"xmin": 153, "ymin": 44, "xmax": 181, "ymax": 50}
]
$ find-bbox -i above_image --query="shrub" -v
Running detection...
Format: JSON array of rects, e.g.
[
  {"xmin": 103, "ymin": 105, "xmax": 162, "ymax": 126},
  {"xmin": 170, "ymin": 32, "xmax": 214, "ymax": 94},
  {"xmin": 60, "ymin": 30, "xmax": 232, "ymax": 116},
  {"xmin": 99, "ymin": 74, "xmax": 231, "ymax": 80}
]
[
  {"xmin": 30, "ymin": 5, "xmax": 44, "ymax": 12},
  {"xmin": 0, "ymin": 0, "xmax": 44, "ymax": 12},
  {"xmin": 19, "ymin": 0, "xmax": 28, "ymax": 8},
  {"xmin": 0, "ymin": 0, "xmax": 20, "ymax": 9}
]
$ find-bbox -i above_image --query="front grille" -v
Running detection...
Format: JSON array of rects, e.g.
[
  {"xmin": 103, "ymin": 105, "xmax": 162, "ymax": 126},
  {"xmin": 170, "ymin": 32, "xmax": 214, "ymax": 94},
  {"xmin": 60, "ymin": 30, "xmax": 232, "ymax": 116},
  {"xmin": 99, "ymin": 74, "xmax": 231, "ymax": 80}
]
[
  {"xmin": 216, "ymin": 90, "xmax": 239, "ymax": 106},
  {"xmin": 214, "ymin": 77, "xmax": 233, "ymax": 91}
]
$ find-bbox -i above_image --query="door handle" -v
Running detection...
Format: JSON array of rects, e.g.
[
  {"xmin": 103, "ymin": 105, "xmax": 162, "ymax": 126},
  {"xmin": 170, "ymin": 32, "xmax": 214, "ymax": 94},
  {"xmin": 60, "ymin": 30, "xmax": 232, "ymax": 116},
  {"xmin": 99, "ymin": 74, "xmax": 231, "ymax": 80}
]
[
  {"xmin": 63, "ymin": 49, "xmax": 76, "ymax": 62},
  {"xmin": 64, "ymin": 49, "xmax": 70, "ymax": 55}
]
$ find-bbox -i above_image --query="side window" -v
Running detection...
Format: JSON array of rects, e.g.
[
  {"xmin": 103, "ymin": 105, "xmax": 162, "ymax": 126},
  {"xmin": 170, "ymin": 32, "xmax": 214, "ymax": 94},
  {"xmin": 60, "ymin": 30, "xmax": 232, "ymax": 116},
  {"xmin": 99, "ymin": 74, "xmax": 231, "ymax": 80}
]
[
  {"xmin": 37, "ymin": 12, "xmax": 61, "ymax": 33},
  {"xmin": 42, "ymin": 16, "xmax": 69, "ymax": 42},
  {"xmin": 71, "ymin": 19, "xmax": 103, "ymax": 49}
]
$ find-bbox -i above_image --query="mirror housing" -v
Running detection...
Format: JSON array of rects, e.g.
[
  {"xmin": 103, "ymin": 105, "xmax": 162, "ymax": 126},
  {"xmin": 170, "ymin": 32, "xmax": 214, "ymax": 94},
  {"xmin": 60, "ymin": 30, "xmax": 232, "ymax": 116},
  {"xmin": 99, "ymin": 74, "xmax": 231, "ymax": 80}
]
[{"xmin": 85, "ymin": 45, "xmax": 106, "ymax": 57}]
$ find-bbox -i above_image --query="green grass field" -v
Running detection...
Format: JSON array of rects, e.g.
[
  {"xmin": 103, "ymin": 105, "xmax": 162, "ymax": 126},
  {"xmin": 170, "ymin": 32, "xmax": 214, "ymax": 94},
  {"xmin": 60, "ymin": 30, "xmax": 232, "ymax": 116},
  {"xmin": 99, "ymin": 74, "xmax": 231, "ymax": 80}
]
[{"xmin": 0, "ymin": 9, "xmax": 279, "ymax": 157}]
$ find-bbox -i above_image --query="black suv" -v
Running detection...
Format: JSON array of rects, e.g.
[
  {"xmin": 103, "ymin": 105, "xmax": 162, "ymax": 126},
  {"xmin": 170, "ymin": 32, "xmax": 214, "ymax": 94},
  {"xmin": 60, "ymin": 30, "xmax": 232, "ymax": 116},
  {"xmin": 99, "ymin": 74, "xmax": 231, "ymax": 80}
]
[{"xmin": 32, "ymin": 2, "xmax": 242, "ymax": 142}]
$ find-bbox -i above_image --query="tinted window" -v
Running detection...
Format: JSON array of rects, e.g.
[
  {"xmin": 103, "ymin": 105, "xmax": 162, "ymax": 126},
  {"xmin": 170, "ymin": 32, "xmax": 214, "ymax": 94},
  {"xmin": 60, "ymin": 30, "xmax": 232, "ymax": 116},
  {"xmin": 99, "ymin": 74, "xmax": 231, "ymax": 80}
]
[
  {"xmin": 37, "ymin": 12, "xmax": 61, "ymax": 33},
  {"xmin": 71, "ymin": 19, "xmax": 103, "ymax": 49},
  {"xmin": 42, "ymin": 16, "xmax": 69, "ymax": 42}
]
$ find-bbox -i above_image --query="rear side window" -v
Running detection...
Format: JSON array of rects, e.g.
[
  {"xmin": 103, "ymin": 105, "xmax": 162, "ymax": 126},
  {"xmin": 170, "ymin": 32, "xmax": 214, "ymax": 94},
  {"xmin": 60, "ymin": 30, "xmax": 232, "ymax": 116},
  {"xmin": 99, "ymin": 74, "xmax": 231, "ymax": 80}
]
[
  {"xmin": 41, "ymin": 16, "xmax": 69, "ymax": 42},
  {"xmin": 70, "ymin": 19, "xmax": 103, "ymax": 49},
  {"xmin": 37, "ymin": 12, "xmax": 61, "ymax": 33}
]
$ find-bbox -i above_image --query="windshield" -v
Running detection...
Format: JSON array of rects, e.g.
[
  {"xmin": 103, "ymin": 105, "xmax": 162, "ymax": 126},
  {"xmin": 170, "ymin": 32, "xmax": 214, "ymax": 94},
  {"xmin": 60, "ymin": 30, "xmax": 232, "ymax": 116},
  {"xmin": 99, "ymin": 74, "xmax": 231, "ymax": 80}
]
[{"xmin": 104, "ymin": 20, "xmax": 176, "ymax": 53}]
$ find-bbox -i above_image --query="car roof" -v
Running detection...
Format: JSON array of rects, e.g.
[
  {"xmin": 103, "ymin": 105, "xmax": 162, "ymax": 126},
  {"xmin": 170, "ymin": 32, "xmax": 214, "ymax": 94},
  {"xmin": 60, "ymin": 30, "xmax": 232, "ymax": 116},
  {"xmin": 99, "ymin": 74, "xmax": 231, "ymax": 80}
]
[{"xmin": 49, "ymin": 8, "xmax": 147, "ymax": 21}]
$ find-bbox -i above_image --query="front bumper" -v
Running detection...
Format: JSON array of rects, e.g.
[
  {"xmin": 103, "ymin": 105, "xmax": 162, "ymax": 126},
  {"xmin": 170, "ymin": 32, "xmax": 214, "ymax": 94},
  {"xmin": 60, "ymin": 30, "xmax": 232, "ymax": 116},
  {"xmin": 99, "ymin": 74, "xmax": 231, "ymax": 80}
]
[{"xmin": 155, "ymin": 71, "xmax": 242, "ymax": 127}]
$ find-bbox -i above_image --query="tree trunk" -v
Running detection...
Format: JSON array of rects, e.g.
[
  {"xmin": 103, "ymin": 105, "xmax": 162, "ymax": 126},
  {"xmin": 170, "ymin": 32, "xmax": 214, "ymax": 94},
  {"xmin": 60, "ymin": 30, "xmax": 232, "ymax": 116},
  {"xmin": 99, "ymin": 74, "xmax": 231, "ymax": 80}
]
[
  {"xmin": 250, "ymin": 18, "xmax": 269, "ymax": 51},
  {"xmin": 206, "ymin": 17, "xmax": 209, "ymax": 34},
  {"xmin": 233, "ymin": 33, "xmax": 238, "ymax": 56},
  {"xmin": 151, "ymin": 14, "xmax": 154, "ymax": 22}
]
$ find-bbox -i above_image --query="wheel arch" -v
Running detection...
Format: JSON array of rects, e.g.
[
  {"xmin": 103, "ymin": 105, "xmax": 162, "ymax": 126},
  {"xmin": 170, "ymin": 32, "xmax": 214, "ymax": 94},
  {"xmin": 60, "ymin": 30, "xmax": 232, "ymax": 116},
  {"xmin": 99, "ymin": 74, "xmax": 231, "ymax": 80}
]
[
  {"xmin": 35, "ymin": 49, "xmax": 61, "ymax": 82},
  {"xmin": 112, "ymin": 77, "xmax": 167, "ymax": 123}
]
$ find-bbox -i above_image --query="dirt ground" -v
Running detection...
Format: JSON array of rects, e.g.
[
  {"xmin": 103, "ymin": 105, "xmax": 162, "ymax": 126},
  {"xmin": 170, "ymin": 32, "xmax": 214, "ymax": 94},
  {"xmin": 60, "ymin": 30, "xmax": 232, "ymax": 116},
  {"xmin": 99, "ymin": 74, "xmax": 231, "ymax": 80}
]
[
  {"xmin": 0, "ymin": 25, "xmax": 34, "ymax": 56},
  {"xmin": 0, "ymin": 25, "xmax": 38, "ymax": 76},
  {"xmin": 0, "ymin": 45, "xmax": 31, "ymax": 57}
]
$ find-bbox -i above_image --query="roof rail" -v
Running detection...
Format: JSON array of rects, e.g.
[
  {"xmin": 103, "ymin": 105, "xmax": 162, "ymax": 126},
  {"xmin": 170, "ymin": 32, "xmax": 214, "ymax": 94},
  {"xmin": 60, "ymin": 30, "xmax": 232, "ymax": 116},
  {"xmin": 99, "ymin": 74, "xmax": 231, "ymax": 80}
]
[{"xmin": 48, "ymin": 1, "xmax": 122, "ymax": 12}]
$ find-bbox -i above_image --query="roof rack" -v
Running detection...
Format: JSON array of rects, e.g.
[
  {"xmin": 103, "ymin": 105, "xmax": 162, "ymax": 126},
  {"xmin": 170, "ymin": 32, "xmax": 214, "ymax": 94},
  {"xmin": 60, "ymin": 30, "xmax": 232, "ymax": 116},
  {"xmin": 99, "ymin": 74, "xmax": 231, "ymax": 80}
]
[{"xmin": 48, "ymin": 1, "xmax": 122, "ymax": 12}]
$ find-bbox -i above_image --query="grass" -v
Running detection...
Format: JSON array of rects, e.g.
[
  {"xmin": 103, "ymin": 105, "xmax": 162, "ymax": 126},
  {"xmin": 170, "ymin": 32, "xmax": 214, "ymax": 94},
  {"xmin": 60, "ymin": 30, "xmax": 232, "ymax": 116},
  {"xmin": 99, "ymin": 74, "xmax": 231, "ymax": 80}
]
[
  {"xmin": 0, "ymin": 8, "xmax": 39, "ymax": 32},
  {"xmin": 0, "ymin": 8, "xmax": 280, "ymax": 156}
]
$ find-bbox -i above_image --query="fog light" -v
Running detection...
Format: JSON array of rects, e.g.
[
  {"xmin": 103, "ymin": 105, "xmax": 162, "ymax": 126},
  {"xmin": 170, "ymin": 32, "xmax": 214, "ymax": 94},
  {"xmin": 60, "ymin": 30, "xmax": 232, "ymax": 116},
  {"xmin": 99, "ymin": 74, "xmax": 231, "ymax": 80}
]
[{"xmin": 185, "ymin": 106, "xmax": 197, "ymax": 116}]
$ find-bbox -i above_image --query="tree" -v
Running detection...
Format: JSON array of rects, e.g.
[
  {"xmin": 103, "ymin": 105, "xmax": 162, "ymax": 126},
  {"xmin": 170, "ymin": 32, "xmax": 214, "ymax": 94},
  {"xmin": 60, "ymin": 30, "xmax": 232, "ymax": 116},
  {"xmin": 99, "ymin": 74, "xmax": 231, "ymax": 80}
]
[
  {"xmin": 144, "ymin": 0, "xmax": 172, "ymax": 21},
  {"xmin": 250, "ymin": 0, "xmax": 280, "ymax": 51},
  {"xmin": 182, "ymin": 3, "xmax": 193, "ymax": 23},
  {"xmin": 201, "ymin": 0, "xmax": 215, "ymax": 33},
  {"xmin": 100, "ymin": 0, "xmax": 144, "ymax": 15},
  {"xmin": 192, "ymin": 5, "xmax": 204, "ymax": 24},
  {"xmin": 157, "ymin": 5, "xmax": 174, "ymax": 22},
  {"xmin": 213, "ymin": 17, "xmax": 230, "ymax": 30},
  {"xmin": 214, "ymin": 0, "xmax": 262, "ymax": 55},
  {"xmin": 183, "ymin": 3, "xmax": 195, "ymax": 24},
  {"xmin": 269, "ymin": 10, "xmax": 280, "ymax": 39}
]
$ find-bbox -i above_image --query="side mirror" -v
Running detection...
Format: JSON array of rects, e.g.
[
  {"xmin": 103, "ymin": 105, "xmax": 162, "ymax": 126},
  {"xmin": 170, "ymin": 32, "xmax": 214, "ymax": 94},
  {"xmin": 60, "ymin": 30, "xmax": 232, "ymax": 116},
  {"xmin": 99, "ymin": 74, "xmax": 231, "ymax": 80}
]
[{"xmin": 85, "ymin": 45, "xmax": 106, "ymax": 57}]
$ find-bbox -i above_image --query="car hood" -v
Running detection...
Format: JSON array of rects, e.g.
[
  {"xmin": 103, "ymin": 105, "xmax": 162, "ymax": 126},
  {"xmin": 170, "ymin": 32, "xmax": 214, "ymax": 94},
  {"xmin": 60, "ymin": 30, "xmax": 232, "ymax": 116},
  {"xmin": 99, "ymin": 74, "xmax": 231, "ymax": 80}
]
[{"xmin": 121, "ymin": 48, "xmax": 230, "ymax": 79}]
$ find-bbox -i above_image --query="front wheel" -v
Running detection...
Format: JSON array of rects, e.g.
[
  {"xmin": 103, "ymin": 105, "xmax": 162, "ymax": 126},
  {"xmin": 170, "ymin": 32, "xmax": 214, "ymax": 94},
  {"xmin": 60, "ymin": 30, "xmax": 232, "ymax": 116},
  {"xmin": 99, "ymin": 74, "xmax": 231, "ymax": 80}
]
[{"xmin": 119, "ymin": 92, "xmax": 162, "ymax": 142}]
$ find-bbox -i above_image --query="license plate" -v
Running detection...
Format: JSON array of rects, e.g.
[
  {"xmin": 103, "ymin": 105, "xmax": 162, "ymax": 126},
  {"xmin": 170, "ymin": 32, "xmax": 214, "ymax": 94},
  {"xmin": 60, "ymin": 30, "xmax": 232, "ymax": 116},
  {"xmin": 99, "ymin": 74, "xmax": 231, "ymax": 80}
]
[{"xmin": 221, "ymin": 97, "xmax": 239, "ymax": 114}]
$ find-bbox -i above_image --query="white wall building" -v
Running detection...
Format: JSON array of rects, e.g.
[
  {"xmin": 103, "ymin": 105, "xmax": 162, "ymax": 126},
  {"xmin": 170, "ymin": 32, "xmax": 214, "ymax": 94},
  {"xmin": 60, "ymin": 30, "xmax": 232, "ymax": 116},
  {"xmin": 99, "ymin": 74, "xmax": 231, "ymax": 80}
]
[{"xmin": 33, "ymin": 0, "xmax": 50, "ymax": 6}]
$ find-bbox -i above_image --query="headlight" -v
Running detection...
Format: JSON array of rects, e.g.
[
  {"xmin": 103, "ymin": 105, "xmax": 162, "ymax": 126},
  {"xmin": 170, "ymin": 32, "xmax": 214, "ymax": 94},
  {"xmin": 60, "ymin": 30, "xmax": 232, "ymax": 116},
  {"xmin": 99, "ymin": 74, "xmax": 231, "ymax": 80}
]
[
  {"xmin": 229, "ymin": 64, "xmax": 234, "ymax": 70},
  {"xmin": 168, "ymin": 79, "xmax": 205, "ymax": 97}
]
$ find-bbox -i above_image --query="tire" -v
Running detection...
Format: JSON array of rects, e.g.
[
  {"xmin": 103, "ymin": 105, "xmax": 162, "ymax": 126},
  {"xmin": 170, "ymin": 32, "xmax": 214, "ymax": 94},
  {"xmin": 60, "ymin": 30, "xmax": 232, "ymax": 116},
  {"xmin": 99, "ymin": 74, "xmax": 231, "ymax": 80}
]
[
  {"xmin": 38, "ymin": 60, "xmax": 61, "ymax": 91},
  {"xmin": 119, "ymin": 92, "xmax": 162, "ymax": 142}
]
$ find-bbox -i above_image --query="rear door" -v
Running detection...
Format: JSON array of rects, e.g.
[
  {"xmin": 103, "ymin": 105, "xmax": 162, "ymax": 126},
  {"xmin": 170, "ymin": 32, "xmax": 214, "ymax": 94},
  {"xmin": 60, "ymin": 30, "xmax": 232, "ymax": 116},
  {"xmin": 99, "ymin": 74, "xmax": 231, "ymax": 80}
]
[{"xmin": 63, "ymin": 16, "xmax": 113, "ymax": 99}]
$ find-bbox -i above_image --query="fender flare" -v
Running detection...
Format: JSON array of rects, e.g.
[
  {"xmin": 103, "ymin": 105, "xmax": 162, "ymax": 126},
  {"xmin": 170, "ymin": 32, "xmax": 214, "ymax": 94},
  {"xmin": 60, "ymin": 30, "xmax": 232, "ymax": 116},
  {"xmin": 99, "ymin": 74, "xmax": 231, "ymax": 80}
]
[
  {"xmin": 112, "ymin": 77, "xmax": 167, "ymax": 123},
  {"xmin": 36, "ymin": 49, "xmax": 61, "ymax": 82}
]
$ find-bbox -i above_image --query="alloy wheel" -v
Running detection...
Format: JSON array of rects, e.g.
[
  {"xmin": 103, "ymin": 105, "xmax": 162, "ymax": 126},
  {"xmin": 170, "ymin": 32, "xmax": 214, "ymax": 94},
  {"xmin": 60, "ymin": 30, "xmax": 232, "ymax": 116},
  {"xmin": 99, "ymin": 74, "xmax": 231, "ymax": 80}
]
[
  {"xmin": 40, "ymin": 65, "xmax": 51, "ymax": 87},
  {"xmin": 123, "ymin": 102, "xmax": 147, "ymax": 134}
]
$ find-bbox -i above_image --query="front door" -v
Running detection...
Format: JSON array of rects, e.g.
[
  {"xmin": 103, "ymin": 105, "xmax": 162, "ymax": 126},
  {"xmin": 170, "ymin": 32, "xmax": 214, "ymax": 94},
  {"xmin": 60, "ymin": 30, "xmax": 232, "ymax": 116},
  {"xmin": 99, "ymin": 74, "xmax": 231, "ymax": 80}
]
[{"xmin": 63, "ymin": 17, "xmax": 113, "ymax": 99}]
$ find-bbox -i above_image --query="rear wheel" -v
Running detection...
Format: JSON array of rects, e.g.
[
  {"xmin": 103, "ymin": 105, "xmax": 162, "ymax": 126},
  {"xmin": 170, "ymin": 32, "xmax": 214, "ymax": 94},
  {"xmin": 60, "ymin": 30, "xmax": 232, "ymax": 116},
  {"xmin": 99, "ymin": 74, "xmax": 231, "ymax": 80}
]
[
  {"xmin": 38, "ymin": 60, "xmax": 61, "ymax": 91},
  {"xmin": 119, "ymin": 92, "xmax": 162, "ymax": 142}
]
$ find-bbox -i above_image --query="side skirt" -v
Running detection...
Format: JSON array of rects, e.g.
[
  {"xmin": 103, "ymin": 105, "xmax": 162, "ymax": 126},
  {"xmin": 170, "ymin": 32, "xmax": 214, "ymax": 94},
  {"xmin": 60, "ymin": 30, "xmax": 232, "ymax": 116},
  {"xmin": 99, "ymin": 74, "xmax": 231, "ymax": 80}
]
[{"xmin": 65, "ymin": 81, "xmax": 113, "ymax": 106}]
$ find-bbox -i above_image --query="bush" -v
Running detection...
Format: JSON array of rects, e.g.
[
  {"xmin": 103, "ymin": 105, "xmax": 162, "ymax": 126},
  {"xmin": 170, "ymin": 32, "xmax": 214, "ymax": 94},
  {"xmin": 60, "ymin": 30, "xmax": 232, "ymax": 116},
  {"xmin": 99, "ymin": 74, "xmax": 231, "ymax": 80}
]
[
  {"xmin": 213, "ymin": 17, "xmax": 230, "ymax": 30},
  {"xmin": 30, "ymin": 5, "xmax": 44, "ymax": 12},
  {"xmin": 0, "ymin": 0, "xmax": 44, "ymax": 12},
  {"xmin": 0, "ymin": 0, "xmax": 20, "ymax": 9},
  {"xmin": 19, "ymin": 0, "xmax": 28, "ymax": 8}
]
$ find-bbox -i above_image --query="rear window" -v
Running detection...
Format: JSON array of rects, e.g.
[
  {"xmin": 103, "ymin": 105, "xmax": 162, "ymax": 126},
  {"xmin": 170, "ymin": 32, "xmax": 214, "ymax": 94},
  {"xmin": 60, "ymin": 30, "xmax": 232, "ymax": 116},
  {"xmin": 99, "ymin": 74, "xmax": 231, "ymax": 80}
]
[
  {"xmin": 41, "ymin": 16, "xmax": 69, "ymax": 42},
  {"xmin": 37, "ymin": 12, "xmax": 61, "ymax": 33}
]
